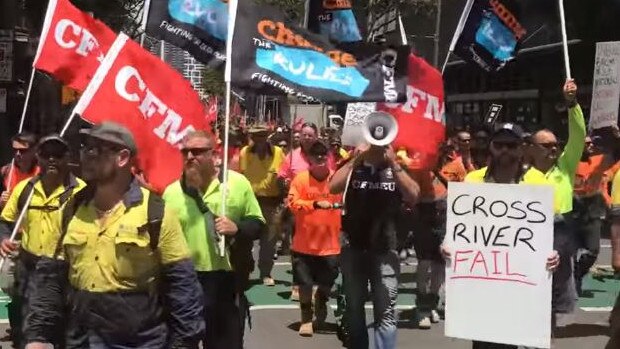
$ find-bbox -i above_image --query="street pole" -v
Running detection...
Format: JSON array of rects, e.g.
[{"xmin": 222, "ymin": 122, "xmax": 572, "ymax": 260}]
[{"xmin": 433, "ymin": 0, "xmax": 442, "ymax": 67}]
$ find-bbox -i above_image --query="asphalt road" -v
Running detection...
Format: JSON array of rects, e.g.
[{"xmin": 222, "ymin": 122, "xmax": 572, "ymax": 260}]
[{"xmin": 0, "ymin": 239, "xmax": 616, "ymax": 348}]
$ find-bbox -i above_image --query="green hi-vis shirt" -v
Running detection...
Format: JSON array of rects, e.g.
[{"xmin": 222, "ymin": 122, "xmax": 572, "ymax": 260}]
[
  {"xmin": 163, "ymin": 171, "xmax": 265, "ymax": 272},
  {"xmin": 543, "ymin": 105, "xmax": 586, "ymax": 215}
]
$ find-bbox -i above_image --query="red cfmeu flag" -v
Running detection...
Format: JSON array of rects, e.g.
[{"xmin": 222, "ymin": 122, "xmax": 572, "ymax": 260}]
[
  {"xmin": 205, "ymin": 96, "xmax": 218, "ymax": 125},
  {"xmin": 379, "ymin": 54, "xmax": 446, "ymax": 170},
  {"xmin": 33, "ymin": 0, "xmax": 116, "ymax": 91},
  {"xmin": 74, "ymin": 33, "xmax": 211, "ymax": 193}
]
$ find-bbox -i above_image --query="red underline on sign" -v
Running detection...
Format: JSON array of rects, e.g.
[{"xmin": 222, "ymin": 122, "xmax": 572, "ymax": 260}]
[{"xmin": 450, "ymin": 276, "xmax": 537, "ymax": 286}]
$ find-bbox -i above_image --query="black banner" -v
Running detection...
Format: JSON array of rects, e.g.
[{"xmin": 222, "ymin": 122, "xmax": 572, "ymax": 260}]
[
  {"xmin": 307, "ymin": 0, "xmax": 362, "ymax": 43},
  {"xmin": 454, "ymin": 0, "xmax": 525, "ymax": 72},
  {"xmin": 145, "ymin": 0, "xmax": 227, "ymax": 68},
  {"xmin": 229, "ymin": 0, "xmax": 408, "ymax": 103}
]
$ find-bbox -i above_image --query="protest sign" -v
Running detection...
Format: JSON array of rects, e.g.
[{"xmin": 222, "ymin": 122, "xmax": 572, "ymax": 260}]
[
  {"xmin": 342, "ymin": 102, "xmax": 376, "ymax": 146},
  {"xmin": 226, "ymin": 0, "xmax": 408, "ymax": 103},
  {"xmin": 589, "ymin": 41, "xmax": 620, "ymax": 130},
  {"xmin": 0, "ymin": 42, "xmax": 12, "ymax": 81},
  {"xmin": 0, "ymin": 88, "xmax": 6, "ymax": 113},
  {"xmin": 445, "ymin": 182, "xmax": 554, "ymax": 348}
]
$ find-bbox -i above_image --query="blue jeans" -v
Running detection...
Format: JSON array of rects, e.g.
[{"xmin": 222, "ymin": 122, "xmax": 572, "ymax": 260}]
[{"xmin": 341, "ymin": 247, "xmax": 400, "ymax": 349}]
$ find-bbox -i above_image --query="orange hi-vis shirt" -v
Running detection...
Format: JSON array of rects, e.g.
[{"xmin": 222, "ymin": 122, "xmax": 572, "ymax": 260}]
[
  {"xmin": 411, "ymin": 158, "xmax": 467, "ymax": 203},
  {"xmin": 288, "ymin": 171, "xmax": 342, "ymax": 256},
  {"xmin": 574, "ymin": 154, "xmax": 620, "ymax": 205}
]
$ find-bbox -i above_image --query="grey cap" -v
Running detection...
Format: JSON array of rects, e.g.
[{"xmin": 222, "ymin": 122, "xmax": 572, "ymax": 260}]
[
  {"xmin": 38, "ymin": 134, "xmax": 69, "ymax": 149},
  {"xmin": 80, "ymin": 122, "xmax": 137, "ymax": 154}
]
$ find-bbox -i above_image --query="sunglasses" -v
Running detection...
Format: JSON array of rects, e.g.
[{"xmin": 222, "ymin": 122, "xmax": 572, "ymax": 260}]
[
  {"xmin": 181, "ymin": 147, "xmax": 213, "ymax": 157},
  {"xmin": 39, "ymin": 149, "xmax": 68, "ymax": 159}
]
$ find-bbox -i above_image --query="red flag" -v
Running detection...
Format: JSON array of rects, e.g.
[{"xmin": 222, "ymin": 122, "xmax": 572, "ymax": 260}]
[
  {"xmin": 75, "ymin": 33, "xmax": 210, "ymax": 193},
  {"xmin": 292, "ymin": 117, "xmax": 305, "ymax": 132},
  {"xmin": 379, "ymin": 54, "xmax": 446, "ymax": 170},
  {"xmin": 33, "ymin": 0, "xmax": 116, "ymax": 91},
  {"xmin": 205, "ymin": 96, "xmax": 218, "ymax": 125}
]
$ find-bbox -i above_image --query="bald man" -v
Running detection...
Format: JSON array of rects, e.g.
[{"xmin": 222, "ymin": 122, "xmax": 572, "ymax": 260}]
[{"xmin": 529, "ymin": 79, "xmax": 586, "ymax": 325}]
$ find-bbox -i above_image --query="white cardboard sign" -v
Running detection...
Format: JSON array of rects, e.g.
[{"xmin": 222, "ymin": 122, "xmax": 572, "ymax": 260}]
[
  {"xmin": 342, "ymin": 102, "xmax": 375, "ymax": 147},
  {"xmin": 444, "ymin": 182, "xmax": 554, "ymax": 348},
  {"xmin": 590, "ymin": 41, "xmax": 620, "ymax": 130}
]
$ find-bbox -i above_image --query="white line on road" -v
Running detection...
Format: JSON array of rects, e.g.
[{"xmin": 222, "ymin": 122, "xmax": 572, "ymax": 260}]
[
  {"xmin": 250, "ymin": 304, "xmax": 416, "ymax": 311},
  {"xmin": 581, "ymin": 307, "xmax": 613, "ymax": 312},
  {"xmin": 273, "ymin": 262, "xmax": 418, "ymax": 267}
]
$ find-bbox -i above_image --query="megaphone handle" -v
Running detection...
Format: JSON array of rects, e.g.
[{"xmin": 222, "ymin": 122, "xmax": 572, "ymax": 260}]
[{"xmin": 340, "ymin": 168, "xmax": 354, "ymax": 216}]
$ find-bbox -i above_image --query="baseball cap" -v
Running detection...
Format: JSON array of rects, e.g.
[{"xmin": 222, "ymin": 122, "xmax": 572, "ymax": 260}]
[
  {"xmin": 38, "ymin": 134, "xmax": 69, "ymax": 150},
  {"xmin": 492, "ymin": 123, "xmax": 525, "ymax": 140},
  {"xmin": 80, "ymin": 122, "xmax": 138, "ymax": 155},
  {"xmin": 248, "ymin": 126, "xmax": 269, "ymax": 136}
]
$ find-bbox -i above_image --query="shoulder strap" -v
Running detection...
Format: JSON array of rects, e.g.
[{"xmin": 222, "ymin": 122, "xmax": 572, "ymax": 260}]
[
  {"xmin": 145, "ymin": 192, "xmax": 165, "ymax": 251},
  {"xmin": 54, "ymin": 186, "xmax": 93, "ymax": 258},
  {"xmin": 17, "ymin": 176, "xmax": 39, "ymax": 212}
]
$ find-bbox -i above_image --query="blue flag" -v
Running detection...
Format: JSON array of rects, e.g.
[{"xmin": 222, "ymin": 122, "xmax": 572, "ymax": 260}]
[
  {"xmin": 307, "ymin": 0, "xmax": 362, "ymax": 43},
  {"xmin": 454, "ymin": 0, "xmax": 525, "ymax": 72}
]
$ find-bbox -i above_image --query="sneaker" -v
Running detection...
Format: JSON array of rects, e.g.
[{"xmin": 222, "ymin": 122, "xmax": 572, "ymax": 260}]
[
  {"xmin": 299, "ymin": 322, "xmax": 313, "ymax": 337},
  {"xmin": 291, "ymin": 286, "xmax": 300, "ymax": 301},
  {"xmin": 262, "ymin": 277, "xmax": 275, "ymax": 287},
  {"xmin": 418, "ymin": 316, "xmax": 431, "ymax": 329},
  {"xmin": 430, "ymin": 310, "xmax": 440, "ymax": 323}
]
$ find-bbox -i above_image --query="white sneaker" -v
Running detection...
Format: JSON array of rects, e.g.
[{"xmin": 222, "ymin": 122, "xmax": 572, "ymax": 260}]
[
  {"xmin": 418, "ymin": 316, "xmax": 431, "ymax": 329},
  {"xmin": 430, "ymin": 310, "xmax": 440, "ymax": 323}
]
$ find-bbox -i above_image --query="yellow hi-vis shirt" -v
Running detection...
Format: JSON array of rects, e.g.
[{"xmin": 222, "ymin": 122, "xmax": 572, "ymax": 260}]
[
  {"xmin": 465, "ymin": 166, "xmax": 560, "ymax": 215},
  {"xmin": 239, "ymin": 145, "xmax": 285, "ymax": 198},
  {"xmin": 0, "ymin": 175, "xmax": 86, "ymax": 258},
  {"xmin": 62, "ymin": 182, "xmax": 190, "ymax": 292},
  {"xmin": 609, "ymin": 170, "xmax": 620, "ymax": 218}
]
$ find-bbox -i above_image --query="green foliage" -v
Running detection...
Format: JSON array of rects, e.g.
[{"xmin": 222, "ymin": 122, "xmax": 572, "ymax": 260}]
[{"xmin": 202, "ymin": 68, "xmax": 226, "ymax": 97}]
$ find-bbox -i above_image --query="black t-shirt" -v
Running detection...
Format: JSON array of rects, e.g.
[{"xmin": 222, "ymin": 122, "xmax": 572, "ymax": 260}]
[{"xmin": 342, "ymin": 163, "xmax": 403, "ymax": 252}]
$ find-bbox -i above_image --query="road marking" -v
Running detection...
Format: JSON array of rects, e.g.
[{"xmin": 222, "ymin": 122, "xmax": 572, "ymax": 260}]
[
  {"xmin": 250, "ymin": 304, "xmax": 416, "ymax": 311},
  {"xmin": 273, "ymin": 262, "xmax": 418, "ymax": 267},
  {"xmin": 581, "ymin": 307, "xmax": 613, "ymax": 312}
]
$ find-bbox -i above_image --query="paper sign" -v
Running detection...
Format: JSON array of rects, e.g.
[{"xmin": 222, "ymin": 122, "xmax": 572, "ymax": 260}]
[
  {"xmin": 0, "ymin": 89, "xmax": 6, "ymax": 113},
  {"xmin": 0, "ymin": 42, "xmax": 12, "ymax": 82},
  {"xmin": 590, "ymin": 41, "xmax": 620, "ymax": 130},
  {"xmin": 342, "ymin": 102, "xmax": 376, "ymax": 146},
  {"xmin": 445, "ymin": 182, "xmax": 554, "ymax": 348}
]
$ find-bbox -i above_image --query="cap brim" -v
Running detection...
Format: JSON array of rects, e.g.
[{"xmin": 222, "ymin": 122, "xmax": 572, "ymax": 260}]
[
  {"xmin": 39, "ymin": 137, "xmax": 69, "ymax": 149},
  {"xmin": 79, "ymin": 129, "xmax": 131, "ymax": 150}
]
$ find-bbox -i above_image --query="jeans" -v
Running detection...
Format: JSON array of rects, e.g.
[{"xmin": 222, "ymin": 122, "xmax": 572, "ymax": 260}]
[
  {"xmin": 572, "ymin": 195, "xmax": 605, "ymax": 292},
  {"xmin": 198, "ymin": 271, "xmax": 243, "ymax": 349},
  {"xmin": 341, "ymin": 247, "xmax": 400, "ymax": 349},
  {"xmin": 257, "ymin": 197, "xmax": 281, "ymax": 278},
  {"xmin": 553, "ymin": 219, "xmax": 577, "ymax": 314}
]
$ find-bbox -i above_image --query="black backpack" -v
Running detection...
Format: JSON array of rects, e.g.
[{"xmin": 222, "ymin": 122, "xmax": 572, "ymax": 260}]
[{"xmin": 53, "ymin": 187, "xmax": 164, "ymax": 257}]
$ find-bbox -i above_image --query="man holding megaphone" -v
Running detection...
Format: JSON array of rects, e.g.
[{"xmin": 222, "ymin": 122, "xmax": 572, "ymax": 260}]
[{"xmin": 330, "ymin": 111, "xmax": 420, "ymax": 349}]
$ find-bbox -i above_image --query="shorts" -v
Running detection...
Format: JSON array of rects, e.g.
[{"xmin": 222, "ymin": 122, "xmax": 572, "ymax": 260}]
[{"xmin": 292, "ymin": 252, "xmax": 339, "ymax": 288}]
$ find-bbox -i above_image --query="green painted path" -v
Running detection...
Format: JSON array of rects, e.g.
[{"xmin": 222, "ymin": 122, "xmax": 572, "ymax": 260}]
[{"xmin": 246, "ymin": 263, "xmax": 620, "ymax": 310}]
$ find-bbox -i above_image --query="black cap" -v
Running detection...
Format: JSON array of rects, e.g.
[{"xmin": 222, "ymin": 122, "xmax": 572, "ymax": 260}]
[
  {"xmin": 493, "ymin": 123, "xmax": 525, "ymax": 140},
  {"xmin": 80, "ymin": 122, "xmax": 137, "ymax": 154},
  {"xmin": 38, "ymin": 134, "xmax": 69, "ymax": 150}
]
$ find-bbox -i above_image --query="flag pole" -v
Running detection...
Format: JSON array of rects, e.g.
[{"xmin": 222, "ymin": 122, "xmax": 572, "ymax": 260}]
[
  {"xmin": 0, "ymin": 78, "xmax": 77, "ymax": 272},
  {"xmin": 398, "ymin": 13, "xmax": 408, "ymax": 46},
  {"xmin": 219, "ymin": 81, "xmax": 231, "ymax": 257},
  {"xmin": 160, "ymin": 40, "xmax": 165, "ymax": 61},
  {"xmin": 558, "ymin": 0, "xmax": 572, "ymax": 79},
  {"xmin": 441, "ymin": 0, "xmax": 475, "ymax": 74}
]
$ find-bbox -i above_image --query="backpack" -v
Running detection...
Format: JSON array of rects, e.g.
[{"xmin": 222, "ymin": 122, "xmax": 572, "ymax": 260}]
[
  {"xmin": 16, "ymin": 175, "xmax": 75, "ymax": 213},
  {"xmin": 53, "ymin": 187, "xmax": 164, "ymax": 257}
]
